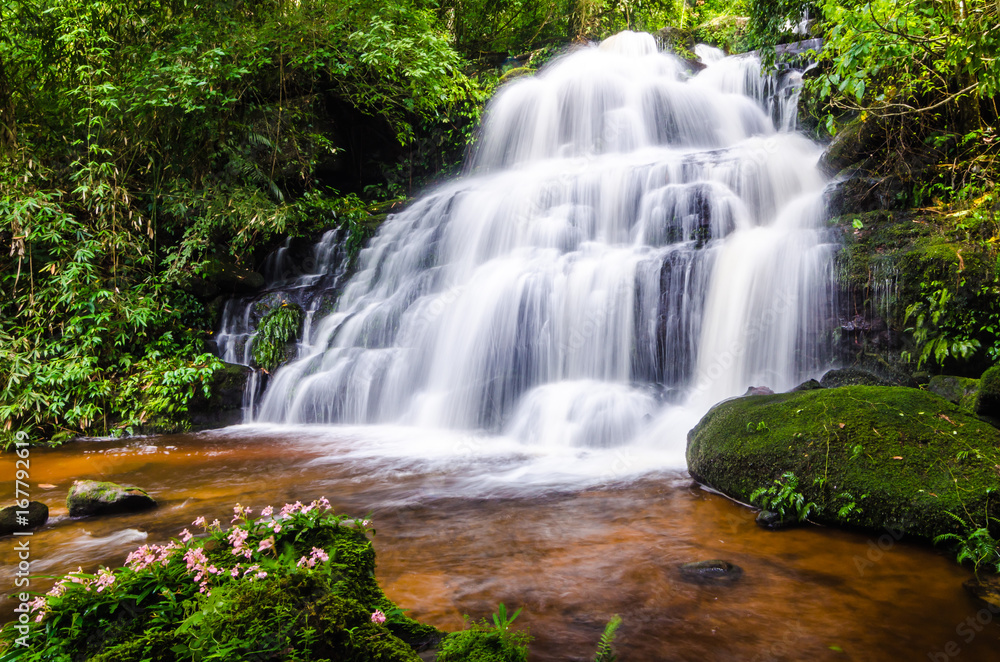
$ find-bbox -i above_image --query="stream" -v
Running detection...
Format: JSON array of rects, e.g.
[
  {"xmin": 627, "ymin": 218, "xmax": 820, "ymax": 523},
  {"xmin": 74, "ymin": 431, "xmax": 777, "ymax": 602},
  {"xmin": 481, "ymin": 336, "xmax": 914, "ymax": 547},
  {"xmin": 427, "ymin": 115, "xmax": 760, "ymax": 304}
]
[{"xmin": 3, "ymin": 428, "xmax": 997, "ymax": 660}]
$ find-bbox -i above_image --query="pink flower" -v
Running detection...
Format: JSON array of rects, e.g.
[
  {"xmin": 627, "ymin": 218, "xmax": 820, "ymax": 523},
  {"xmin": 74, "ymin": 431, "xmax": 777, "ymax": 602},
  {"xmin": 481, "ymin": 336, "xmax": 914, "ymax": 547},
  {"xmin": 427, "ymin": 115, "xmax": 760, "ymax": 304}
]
[
  {"xmin": 257, "ymin": 536, "xmax": 275, "ymax": 552},
  {"xmin": 261, "ymin": 505, "xmax": 274, "ymax": 518},
  {"xmin": 210, "ymin": 519, "xmax": 221, "ymax": 529},
  {"xmin": 230, "ymin": 567, "xmax": 240, "ymax": 578},
  {"xmin": 192, "ymin": 516, "xmax": 206, "ymax": 528},
  {"xmin": 269, "ymin": 522, "xmax": 282, "ymax": 534},
  {"xmin": 228, "ymin": 527, "xmax": 249, "ymax": 554},
  {"xmin": 180, "ymin": 529, "xmax": 193, "ymax": 543},
  {"xmin": 94, "ymin": 568, "xmax": 115, "ymax": 593},
  {"xmin": 310, "ymin": 547, "xmax": 329, "ymax": 564},
  {"xmin": 371, "ymin": 610, "xmax": 387, "ymax": 624}
]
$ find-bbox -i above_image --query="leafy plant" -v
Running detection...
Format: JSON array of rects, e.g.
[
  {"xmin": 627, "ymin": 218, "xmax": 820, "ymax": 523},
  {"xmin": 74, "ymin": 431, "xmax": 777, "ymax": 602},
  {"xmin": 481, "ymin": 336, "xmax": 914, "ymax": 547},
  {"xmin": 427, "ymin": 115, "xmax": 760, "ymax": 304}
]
[
  {"xmin": 934, "ymin": 510, "xmax": 1000, "ymax": 576},
  {"xmin": 750, "ymin": 471, "xmax": 818, "ymax": 522},
  {"xmin": 593, "ymin": 614, "xmax": 623, "ymax": 662},
  {"xmin": 252, "ymin": 303, "xmax": 304, "ymax": 372},
  {"xmin": 904, "ymin": 279, "xmax": 984, "ymax": 369},
  {"xmin": 746, "ymin": 420, "xmax": 771, "ymax": 433},
  {"xmin": 492, "ymin": 603, "xmax": 523, "ymax": 632}
]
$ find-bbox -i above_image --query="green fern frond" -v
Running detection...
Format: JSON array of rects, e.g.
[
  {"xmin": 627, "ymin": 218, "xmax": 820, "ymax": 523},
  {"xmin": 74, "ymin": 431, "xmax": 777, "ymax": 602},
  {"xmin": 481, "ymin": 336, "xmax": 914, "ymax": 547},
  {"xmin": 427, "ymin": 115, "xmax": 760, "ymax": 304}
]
[{"xmin": 593, "ymin": 614, "xmax": 622, "ymax": 662}]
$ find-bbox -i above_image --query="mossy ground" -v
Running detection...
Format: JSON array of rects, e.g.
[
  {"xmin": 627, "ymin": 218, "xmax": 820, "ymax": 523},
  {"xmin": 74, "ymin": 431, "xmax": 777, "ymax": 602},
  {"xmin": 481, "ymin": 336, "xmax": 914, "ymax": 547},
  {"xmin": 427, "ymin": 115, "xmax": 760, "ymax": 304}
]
[{"xmin": 687, "ymin": 386, "xmax": 1000, "ymax": 539}]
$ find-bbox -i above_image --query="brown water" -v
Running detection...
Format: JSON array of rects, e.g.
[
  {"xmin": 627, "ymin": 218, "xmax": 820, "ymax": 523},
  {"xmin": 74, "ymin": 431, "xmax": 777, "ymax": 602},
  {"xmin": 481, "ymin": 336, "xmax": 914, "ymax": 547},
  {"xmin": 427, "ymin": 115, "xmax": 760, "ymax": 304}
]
[{"xmin": 2, "ymin": 427, "xmax": 997, "ymax": 661}]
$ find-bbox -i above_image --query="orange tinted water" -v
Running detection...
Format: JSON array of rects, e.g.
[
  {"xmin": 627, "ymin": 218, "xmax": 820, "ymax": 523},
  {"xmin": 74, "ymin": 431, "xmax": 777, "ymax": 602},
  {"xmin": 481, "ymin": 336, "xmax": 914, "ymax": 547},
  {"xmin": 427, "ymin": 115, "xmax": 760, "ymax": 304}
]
[{"xmin": 2, "ymin": 429, "xmax": 997, "ymax": 661}]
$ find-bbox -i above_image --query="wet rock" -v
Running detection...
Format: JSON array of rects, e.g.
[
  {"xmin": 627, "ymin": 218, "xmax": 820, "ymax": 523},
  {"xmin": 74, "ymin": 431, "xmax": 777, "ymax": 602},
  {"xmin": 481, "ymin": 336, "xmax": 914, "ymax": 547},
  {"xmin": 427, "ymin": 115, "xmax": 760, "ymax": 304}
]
[
  {"xmin": 928, "ymin": 375, "xmax": 979, "ymax": 412},
  {"xmin": 181, "ymin": 259, "xmax": 266, "ymax": 300},
  {"xmin": 790, "ymin": 379, "xmax": 823, "ymax": 392},
  {"xmin": 0, "ymin": 501, "xmax": 48, "ymax": 536},
  {"xmin": 67, "ymin": 480, "xmax": 156, "ymax": 517},
  {"xmin": 820, "ymin": 368, "xmax": 895, "ymax": 388},
  {"xmin": 679, "ymin": 560, "xmax": 743, "ymax": 584},
  {"xmin": 188, "ymin": 361, "xmax": 251, "ymax": 430},
  {"xmin": 686, "ymin": 386, "xmax": 1000, "ymax": 540},
  {"xmin": 819, "ymin": 117, "xmax": 882, "ymax": 177},
  {"xmin": 755, "ymin": 509, "xmax": 800, "ymax": 530},
  {"xmin": 964, "ymin": 574, "xmax": 1000, "ymax": 611},
  {"xmin": 975, "ymin": 366, "xmax": 1000, "ymax": 422},
  {"xmin": 744, "ymin": 386, "xmax": 775, "ymax": 396}
]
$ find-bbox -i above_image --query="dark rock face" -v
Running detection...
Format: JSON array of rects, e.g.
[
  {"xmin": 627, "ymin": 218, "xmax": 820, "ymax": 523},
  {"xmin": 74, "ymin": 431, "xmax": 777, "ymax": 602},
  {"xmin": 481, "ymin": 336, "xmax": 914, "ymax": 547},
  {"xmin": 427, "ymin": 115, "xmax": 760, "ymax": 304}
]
[
  {"xmin": 0, "ymin": 501, "xmax": 48, "ymax": 536},
  {"xmin": 975, "ymin": 366, "xmax": 1000, "ymax": 420},
  {"xmin": 182, "ymin": 259, "xmax": 267, "ymax": 301},
  {"xmin": 790, "ymin": 379, "xmax": 823, "ymax": 392},
  {"xmin": 744, "ymin": 386, "xmax": 775, "ymax": 396},
  {"xmin": 679, "ymin": 560, "xmax": 744, "ymax": 584},
  {"xmin": 686, "ymin": 386, "xmax": 1000, "ymax": 540},
  {"xmin": 67, "ymin": 480, "xmax": 157, "ymax": 517},
  {"xmin": 188, "ymin": 361, "xmax": 251, "ymax": 430}
]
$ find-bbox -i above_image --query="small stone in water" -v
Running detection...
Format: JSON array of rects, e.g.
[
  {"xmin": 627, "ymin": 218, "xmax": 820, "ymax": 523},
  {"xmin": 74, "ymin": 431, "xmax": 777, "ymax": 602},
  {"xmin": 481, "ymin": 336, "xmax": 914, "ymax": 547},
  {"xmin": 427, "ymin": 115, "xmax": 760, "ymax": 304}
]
[{"xmin": 679, "ymin": 560, "xmax": 743, "ymax": 584}]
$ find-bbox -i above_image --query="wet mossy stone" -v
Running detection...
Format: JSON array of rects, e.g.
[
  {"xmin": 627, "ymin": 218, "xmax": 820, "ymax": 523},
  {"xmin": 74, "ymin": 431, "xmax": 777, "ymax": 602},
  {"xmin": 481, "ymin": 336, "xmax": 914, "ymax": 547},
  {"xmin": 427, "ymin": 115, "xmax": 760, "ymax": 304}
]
[
  {"xmin": 928, "ymin": 375, "xmax": 980, "ymax": 412},
  {"xmin": 679, "ymin": 560, "xmax": 743, "ymax": 584},
  {"xmin": 755, "ymin": 509, "xmax": 800, "ymax": 530},
  {"xmin": 67, "ymin": 480, "xmax": 156, "ymax": 517},
  {"xmin": 975, "ymin": 366, "xmax": 1000, "ymax": 420},
  {"xmin": 686, "ymin": 386, "xmax": 1000, "ymax": 540},
  {"xmin": 790, "ymin": 379, "xmax": 823, "ymax": 392},
  {"xmin": 820, "ymin": 368, "xmax": 895, "ymax": 388},
  {"xmin": 0, "ymin": 501, "xmax": 48, "ymax": 536}
]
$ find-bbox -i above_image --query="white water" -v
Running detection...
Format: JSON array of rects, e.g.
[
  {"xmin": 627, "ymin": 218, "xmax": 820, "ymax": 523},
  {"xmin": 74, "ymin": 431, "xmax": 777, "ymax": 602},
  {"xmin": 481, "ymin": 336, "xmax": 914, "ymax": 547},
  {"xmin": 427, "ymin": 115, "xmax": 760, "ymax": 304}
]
[{"xmin": 226, "ymin": 32, "xmax": 835, "ymax": 486}]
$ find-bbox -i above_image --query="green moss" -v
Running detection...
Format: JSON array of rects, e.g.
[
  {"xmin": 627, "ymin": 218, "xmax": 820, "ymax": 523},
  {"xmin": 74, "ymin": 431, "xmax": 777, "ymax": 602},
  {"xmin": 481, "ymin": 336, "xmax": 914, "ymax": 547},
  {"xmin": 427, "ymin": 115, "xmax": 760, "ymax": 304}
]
[
  {"xmin": 687, "ymin": 386, "xmax": 1000, "ymax": 539},
  {"xmin": 928, "ymin": 375, "xmax": 980, "ymax": 412}
]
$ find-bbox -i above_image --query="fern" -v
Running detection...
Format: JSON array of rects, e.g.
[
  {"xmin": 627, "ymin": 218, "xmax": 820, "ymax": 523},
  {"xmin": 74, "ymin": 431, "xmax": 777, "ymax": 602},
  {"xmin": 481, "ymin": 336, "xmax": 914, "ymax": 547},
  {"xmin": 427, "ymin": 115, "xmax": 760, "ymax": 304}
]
[
  {"xmin": 252, "ymin": 303, "xmax": 303, "ymax": 372},
  {"xmin": 593, "ymin": 614, "xmax": 622, "ymax": 662}
]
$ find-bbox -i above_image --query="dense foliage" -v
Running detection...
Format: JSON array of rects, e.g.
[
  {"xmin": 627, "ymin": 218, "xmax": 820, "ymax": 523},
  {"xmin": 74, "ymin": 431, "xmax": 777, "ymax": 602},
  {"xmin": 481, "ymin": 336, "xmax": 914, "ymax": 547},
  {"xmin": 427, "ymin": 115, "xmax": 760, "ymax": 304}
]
[{"xmin": 0, "ymin": 0, "xmax": 481, "ymax": 447}]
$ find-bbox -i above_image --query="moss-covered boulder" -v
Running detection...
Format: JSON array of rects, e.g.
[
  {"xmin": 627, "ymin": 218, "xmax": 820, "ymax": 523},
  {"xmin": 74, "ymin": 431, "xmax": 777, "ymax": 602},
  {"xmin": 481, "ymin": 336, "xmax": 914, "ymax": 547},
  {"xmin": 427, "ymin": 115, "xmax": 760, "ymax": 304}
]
[
  {"xmin": 66, "ymin": 480, "xmax": 157, "ymax": 518},
  {"xmin": 0, "ymin": 501, "xmax": 48, "ymax": 536},
  {"xmin": 686, "ymin": 386, "xmax": 1000, "ymax": 539},
  {"xmin": 928, "ymin": 375, "xmax": 980, "ymax": 412},
  {"xmin": 6, "ymin": 499, "xmax": 444, "ymax": 661},
  {"xmin": 975, "ymin": 366, "xmax": 1000, "ymax": 420}
]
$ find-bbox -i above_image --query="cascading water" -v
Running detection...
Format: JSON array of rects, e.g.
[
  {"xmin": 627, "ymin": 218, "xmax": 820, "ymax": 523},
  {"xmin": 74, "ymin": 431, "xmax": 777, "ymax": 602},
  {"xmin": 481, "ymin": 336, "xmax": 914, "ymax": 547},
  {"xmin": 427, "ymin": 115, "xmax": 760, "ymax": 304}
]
[{"xmin": 233, "ymin": 32, "xmax": 835, "ymax": 477}]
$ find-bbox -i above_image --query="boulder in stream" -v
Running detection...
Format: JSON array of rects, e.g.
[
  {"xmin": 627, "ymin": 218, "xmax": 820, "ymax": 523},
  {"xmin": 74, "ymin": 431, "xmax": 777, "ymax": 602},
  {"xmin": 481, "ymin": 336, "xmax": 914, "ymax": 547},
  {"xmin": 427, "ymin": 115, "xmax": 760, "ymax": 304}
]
[
  {"xmin": 679, "ymin": 560, "xmax": 743, "ymax": 584},
  {"xmin": 687, "ymin": 386, "xmax": 1000, "ymax": 539},
  {"xmin": 67, "ymin": 480, "xmax": 157, "ymax": 518},
  {"xmin": 0, "ymin": 501, "xmax": 48, "ymax": 536}
]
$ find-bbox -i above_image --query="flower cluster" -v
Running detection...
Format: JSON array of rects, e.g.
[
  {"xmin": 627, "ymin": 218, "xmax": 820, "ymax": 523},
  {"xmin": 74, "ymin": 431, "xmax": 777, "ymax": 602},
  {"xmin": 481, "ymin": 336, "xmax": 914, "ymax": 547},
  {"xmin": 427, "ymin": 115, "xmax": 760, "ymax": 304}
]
[
  {"xmin": 28, "ymin": 496, "xmax": 350, "ymax": 625},
  {"xmin": 296, "ymin": 546, "xmax": 330, "ymax": 569}
]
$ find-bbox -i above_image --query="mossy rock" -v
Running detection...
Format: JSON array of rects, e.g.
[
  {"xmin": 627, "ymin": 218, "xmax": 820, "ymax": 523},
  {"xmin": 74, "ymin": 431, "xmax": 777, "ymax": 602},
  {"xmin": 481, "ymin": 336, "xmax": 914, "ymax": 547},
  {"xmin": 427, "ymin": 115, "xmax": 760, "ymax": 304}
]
[
  {"xmin": 66, "ymin": 480, "xmax": 157, "ymax": 517},
  {"xmin": 686, "ymin": 386, "xmax": 1000, "ymax": 540},
  {"xmin": 0, "ymin": 501, "xmax": 48, "ymax": 536},
  {"xmin": 820, "ymin": 368, "xmax": 896, "ymax": 388},
  {"xmin": 928, "ymin": 375, "xmax": 980, "ymax": 412},
  {"xmin": 975, "ymin": 365, "xmax": 1000, "ymax": 420}
]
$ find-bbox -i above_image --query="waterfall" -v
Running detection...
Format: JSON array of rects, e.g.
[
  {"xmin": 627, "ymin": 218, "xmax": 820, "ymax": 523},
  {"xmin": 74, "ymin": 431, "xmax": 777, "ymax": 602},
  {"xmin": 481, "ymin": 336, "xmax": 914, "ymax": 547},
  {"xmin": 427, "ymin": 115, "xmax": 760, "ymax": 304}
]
[{"xmin": 227, "ymin": 31, "xmax": 835, "ymax": 460}]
